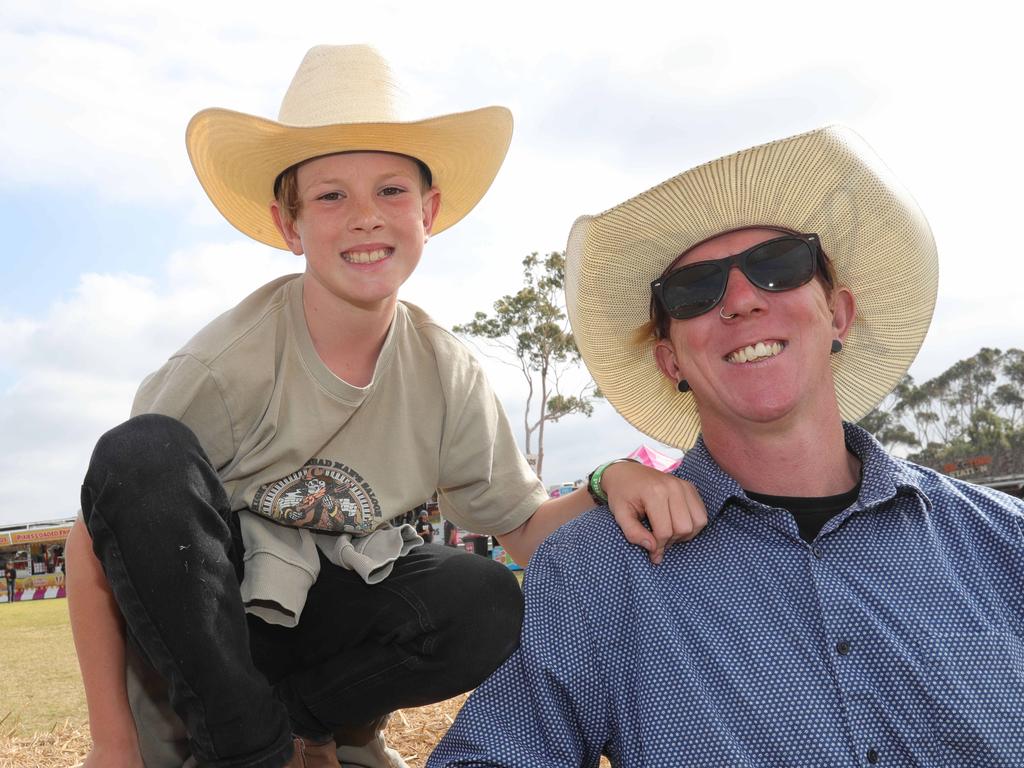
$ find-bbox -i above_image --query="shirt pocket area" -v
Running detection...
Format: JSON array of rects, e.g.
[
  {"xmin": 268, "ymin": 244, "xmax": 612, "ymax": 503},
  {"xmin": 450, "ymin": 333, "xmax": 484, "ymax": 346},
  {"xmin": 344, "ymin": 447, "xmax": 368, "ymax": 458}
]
[{"xmin": 917, "ymin": 628, "xmax": 1024, "ymax": 764}]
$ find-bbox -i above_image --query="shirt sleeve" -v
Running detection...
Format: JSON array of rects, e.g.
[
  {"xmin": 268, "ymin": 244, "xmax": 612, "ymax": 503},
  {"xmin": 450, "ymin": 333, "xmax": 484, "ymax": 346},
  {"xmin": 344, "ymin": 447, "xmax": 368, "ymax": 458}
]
[
  {"xmin": 435, "ymin": 361, "xmax": 548, "ymax": 537},
  {"xmin": 428, "ymin": 540, "xmax": 609, "ymax": 768},
  {"xmin": 130, "ymin": 353, "xmax": 237, "ymax": 471}
]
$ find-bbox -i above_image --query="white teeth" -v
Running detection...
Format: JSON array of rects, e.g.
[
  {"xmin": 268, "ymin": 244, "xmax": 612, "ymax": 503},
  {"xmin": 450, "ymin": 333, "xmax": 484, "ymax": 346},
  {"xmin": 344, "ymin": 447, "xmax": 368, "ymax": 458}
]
[
  {"xmin": 343, "ymin": 248, "xmax": 390, "ymax": 264},
  {"xmin": 726, "ymin": 341, "xmax": 783, "ymax": 364}
]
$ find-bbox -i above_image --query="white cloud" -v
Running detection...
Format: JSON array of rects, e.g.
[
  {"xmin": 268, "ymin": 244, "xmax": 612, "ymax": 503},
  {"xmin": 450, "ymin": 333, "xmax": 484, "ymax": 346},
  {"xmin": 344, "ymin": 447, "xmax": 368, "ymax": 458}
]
[
  {"xmin": 0, "ymin": 240, "xmax": 294, "ymax": 525},
  {"xmin": 3, "ymin": 0, "xmax": 1023, "ymax": 524}
]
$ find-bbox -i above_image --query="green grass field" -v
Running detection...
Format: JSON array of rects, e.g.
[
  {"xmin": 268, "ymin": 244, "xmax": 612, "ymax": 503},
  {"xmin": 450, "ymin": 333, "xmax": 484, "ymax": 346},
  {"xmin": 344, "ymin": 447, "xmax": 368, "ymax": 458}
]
[{"xmin": 0, "ymin": 599, "xmax": 87, "ymax": 737}]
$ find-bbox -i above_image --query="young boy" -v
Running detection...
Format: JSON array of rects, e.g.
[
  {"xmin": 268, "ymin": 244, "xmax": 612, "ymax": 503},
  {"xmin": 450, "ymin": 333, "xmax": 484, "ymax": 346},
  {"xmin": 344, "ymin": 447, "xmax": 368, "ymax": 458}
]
[{"xmin": 67, "ymin": 45, "xmax": 705, "ymax": 768}]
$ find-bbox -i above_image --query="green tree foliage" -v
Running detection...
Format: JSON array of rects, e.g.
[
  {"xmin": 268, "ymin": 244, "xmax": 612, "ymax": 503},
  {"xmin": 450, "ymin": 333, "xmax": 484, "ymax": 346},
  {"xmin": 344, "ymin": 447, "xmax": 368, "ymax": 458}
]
[
  {"xmin": 859, "ymin": 347, "xmax": 1024, "ymax": 468},
  {"xmin": 453, "ymin": 252, "xmax": 595, "ymax": 479}
]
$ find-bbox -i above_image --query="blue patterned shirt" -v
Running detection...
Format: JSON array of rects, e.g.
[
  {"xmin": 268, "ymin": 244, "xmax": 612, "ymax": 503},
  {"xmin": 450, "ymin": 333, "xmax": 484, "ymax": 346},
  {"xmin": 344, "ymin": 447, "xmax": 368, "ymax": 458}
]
[{"xmin": 430, "ymin": 424, "xmax": 1024, "ymax": 767}]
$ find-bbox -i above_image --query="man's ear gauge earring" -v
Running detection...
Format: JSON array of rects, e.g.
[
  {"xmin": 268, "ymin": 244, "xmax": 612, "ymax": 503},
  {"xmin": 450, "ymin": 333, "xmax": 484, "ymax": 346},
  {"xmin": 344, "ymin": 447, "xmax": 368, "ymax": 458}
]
[
  {"xmin": 831, "ymin": 339, "xmax": 843, "ymax": 354},
  {"xmin": 677, "ymin": 380, "xmax": 690, "ymax": 393}
]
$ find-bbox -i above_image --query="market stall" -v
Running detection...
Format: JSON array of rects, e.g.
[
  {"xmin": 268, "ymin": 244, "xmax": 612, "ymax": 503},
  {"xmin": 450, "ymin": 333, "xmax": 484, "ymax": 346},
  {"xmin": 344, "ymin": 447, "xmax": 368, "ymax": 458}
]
[{"xmin": 1, "ymin": 519, "xmax": 73, "ymax": 602}]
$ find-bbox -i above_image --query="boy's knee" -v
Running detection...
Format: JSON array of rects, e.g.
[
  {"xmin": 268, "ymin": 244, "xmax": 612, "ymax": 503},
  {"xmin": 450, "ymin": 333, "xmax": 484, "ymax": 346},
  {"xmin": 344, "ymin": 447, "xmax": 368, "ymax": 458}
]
[
  {"xmin": 449, "ymin": 553, "xmax": 522, "ymax": 611},
  {"xmin": 438, "ymin": 555, "xmax": 524, "ymax": 680},
  {"xmin": 89, "ymin": 414, "xmax": 202, "ymax": 482},
  {"xmin": 82, "ymin": 414, "xmax": 219, "ymax": 532},
  {"xmin": 81, "ymin": 414, "xmax": 236, "ymax": 565}
]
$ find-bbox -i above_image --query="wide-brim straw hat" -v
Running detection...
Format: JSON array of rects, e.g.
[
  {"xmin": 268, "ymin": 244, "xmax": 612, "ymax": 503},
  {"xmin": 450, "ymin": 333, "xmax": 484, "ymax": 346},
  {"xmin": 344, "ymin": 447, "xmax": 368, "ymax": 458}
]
[
  {"xmin": 565, "ymin": 125, "xmax": 938, "ymax": 449},
  {"xmin": 186, "ymin": 45, "xmax": 513, "ymax": 249}
]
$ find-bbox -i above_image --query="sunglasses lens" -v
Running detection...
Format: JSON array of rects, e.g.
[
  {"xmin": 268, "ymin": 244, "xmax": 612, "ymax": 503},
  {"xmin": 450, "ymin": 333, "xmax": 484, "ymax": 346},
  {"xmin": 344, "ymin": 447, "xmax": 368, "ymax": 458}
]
[
  {"xmin": 656, "ymin": 235, "xmax": 819, "ymax": 321},
  {"xmin": 661, "ymin": 261, "xmax": 724, "ymax": 318},
  {"xmin": 746, "ymin": 239, "xmax": 815, "ymax": 291}
]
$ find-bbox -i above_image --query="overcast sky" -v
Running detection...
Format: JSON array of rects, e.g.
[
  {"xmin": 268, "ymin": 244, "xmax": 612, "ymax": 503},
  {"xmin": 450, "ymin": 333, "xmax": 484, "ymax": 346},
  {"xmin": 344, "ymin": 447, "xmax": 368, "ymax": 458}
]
[{"xmin": 2, "ymin": 1, "xmax": 1021, "ymax": 526}]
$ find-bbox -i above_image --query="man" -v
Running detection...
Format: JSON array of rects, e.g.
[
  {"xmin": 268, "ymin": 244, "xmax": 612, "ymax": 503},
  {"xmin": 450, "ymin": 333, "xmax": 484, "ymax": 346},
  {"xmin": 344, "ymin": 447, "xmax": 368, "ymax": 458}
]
[
  {"xmin": 4, "ymin": 560, "xmax": 16, "ymax": 603},
  {"xmin": 443, "ymin": 518, "xmax": 458, "ymax": 547},
  {"xmin": 430, "ymin": 126, "xmax": 1024, "ymax": 766}
]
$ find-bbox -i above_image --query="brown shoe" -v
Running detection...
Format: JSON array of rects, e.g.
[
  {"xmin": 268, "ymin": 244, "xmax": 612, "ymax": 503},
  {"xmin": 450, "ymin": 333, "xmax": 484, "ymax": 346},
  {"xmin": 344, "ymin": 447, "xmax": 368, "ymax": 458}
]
[{"xmin": 286, "ymin": 735, "xmax": 342, "ymax": 768}]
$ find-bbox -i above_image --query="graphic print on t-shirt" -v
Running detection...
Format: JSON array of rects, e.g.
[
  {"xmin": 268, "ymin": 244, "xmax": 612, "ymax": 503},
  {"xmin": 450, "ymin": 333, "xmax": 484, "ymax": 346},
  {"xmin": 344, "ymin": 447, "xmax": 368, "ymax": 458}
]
[{"xmin": 252, "ymin": 460, "xmax": 382, "ymax": 533}]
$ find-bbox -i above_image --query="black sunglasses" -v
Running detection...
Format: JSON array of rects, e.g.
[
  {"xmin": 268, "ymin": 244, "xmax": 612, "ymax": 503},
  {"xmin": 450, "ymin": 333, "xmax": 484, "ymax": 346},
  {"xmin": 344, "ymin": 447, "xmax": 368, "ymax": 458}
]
[{"xmin": 651, "ymin": 233, "xmax": 823, "ymax": 320}]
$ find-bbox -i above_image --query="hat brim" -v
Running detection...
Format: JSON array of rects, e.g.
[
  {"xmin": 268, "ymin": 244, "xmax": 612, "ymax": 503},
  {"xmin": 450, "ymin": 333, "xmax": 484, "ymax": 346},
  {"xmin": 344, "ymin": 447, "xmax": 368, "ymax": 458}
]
[
  {"xmin": 186, "ymin": 106, "xmax": 513, "ymax": 249},
  {"xmin": 565, "ymin": 126, "xmax": 938, "ymax": 449}
]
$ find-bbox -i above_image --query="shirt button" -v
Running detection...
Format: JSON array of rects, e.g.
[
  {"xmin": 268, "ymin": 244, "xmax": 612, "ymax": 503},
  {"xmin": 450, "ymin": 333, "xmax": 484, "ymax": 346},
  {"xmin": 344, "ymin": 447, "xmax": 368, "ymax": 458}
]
[
  {"xmin": 836, "ymin": 641, "xmax": 851, "ymax": 655},
  {"xmin": 811, "ymin": 546, "xmax": 823, "ymax": 559},
  {"xmin": 867, "ymin": 747, "xmax": 880, "ymax": 764}
]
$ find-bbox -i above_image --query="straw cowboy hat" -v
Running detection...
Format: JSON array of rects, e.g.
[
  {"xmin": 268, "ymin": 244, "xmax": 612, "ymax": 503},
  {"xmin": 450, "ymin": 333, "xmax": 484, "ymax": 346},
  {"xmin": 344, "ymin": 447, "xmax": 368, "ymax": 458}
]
[
  {"xmin": 186, "ymin": 45, "xmax": 513, "ymax": 249},
  {"xmin": 565, "ymin": 125, "xmax": 938, "ymax": 449}
]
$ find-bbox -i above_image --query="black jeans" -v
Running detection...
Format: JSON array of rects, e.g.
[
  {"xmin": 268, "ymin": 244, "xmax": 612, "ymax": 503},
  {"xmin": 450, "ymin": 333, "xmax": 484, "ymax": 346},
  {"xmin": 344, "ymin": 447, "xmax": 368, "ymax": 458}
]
[{"xmin": 81, "ymin": 414, "xmax": 525, "ymax": 768}]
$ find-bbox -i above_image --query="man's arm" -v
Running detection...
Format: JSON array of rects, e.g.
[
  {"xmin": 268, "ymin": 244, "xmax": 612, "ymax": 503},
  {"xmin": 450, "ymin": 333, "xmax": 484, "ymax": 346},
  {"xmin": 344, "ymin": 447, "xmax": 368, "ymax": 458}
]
[
  {"xmin": 66, "ymin": 518, "xmax": 145, "ymax": 768},
  {"xmin": 499, "ymin": 461, "xmax": 707, "ymax": 566},
  {"xmin": 428, "ymin": 537, "xmax": 608, "ymax": 768}
]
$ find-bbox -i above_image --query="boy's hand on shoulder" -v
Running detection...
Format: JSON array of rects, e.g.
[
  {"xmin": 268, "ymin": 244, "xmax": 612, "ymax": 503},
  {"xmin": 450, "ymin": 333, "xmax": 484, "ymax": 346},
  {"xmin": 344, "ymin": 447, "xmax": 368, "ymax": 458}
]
[{"xmin": 601, "ymin": 461, "xmax": 707, "ymax": 565}]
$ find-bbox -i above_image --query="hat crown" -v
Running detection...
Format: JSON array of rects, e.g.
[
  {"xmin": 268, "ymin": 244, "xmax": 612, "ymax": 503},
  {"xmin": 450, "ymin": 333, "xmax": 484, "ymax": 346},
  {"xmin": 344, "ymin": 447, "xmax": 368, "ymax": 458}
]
[{"xmin": 277, "ymin": 44, "xmax": 405, "ymax": 127}]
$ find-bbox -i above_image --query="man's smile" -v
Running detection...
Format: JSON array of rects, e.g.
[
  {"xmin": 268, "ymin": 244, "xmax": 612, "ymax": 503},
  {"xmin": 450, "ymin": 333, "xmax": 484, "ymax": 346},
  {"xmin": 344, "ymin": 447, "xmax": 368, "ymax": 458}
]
[{"xmin": 725, "ymin": 340, "xmax": 784, "ymax": 364}]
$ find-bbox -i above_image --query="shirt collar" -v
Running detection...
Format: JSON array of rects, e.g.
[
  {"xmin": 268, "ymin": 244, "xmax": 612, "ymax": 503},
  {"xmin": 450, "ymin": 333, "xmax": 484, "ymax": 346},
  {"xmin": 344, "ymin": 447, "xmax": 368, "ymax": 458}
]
[
  {"xmin": 841, "ymin": 422, "xmax": 931, "ymax": 512},
  {"xmin": 675, "ymin": 422, "xmax": 930, "ymax": 521},
  {"xmin": 674, "ymin": 438, "xmax": 746, "ymax": 524}
]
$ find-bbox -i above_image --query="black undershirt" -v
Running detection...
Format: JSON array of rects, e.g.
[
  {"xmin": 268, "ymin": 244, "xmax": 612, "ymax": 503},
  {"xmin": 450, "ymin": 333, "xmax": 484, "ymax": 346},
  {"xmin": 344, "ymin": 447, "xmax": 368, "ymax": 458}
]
[{"xmin": 745, "ymin": 484, "xmax": 861, "ymax": 543}]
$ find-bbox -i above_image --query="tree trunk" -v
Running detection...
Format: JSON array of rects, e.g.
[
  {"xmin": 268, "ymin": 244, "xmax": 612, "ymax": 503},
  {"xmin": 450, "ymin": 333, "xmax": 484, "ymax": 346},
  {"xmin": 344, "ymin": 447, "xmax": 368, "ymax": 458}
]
[{"xmin": 536, "ymin": 366, "xmax": 548, "ymax": 480}]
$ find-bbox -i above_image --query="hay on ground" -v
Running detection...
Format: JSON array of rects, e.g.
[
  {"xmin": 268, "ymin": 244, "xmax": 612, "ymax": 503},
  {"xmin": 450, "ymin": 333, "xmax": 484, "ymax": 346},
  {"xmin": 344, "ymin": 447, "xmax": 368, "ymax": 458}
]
[
  {"xmin": 0, "ymin": 697, "xmax": 611, "ymax": 767},
  {"xmin": 0, "ymin": 696, "xmax": 468, "ymax": 768}
]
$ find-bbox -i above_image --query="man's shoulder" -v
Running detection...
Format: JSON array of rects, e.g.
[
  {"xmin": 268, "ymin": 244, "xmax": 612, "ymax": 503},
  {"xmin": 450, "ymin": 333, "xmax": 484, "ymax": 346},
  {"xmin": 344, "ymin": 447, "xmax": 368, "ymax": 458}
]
[
  {"xmin": 895, "ymin": 457, "xmax": 1024, "ymax": 518},
  {"xmin": 846, "ymin": 423, "xmax": 1024, "ymax": 519},
  {"xmin": 533, "ymin": 507, "xmax": 646, "ymax": 579},
  {"xmin": 523, "ymin": 509, "xmax": 659, "ymax": 643}
]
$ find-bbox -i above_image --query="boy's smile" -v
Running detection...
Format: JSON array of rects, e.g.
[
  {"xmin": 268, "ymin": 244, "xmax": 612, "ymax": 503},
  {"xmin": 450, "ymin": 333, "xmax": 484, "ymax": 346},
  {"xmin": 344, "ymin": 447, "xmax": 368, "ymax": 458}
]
[
  {"xmin": 271, "ymin": 151, "xmax": 441, "ymax": 316},
  {"xmin": 341, "ymin": 247, "xmax": 392, "ymax": 264}
]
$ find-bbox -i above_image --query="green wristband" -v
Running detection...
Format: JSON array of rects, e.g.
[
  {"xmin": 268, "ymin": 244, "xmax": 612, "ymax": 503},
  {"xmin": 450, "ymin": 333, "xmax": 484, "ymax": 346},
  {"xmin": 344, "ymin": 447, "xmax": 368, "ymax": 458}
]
[{"xmin": 587, "ymin": 458, "xmax": 639, "ymax": 505}]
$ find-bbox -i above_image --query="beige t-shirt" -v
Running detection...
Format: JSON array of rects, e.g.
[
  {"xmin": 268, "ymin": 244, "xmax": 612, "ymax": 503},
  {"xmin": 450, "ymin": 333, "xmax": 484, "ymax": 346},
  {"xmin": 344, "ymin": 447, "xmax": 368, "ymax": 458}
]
[{"xmin": 132, "ymin": 274, "xmax": 547, "ymax": 622}]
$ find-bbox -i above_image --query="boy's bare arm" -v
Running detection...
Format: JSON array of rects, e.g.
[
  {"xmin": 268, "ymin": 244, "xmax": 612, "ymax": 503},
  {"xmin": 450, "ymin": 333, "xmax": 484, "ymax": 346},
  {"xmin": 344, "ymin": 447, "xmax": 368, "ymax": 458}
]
[
  {"xmin": 66, "ymin": 518, "xmax": 145, "ymax": 768},
  {"xmin": 499, "ymin": 462, "xmax": 707, "ymax": 566}
]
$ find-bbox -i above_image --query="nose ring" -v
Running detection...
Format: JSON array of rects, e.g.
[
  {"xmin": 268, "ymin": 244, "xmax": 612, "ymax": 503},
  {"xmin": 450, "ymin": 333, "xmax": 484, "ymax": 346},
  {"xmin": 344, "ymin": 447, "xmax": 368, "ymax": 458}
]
[{"xmin": 719, "ymin": 307, "xmax": 738, "ymax": 320}]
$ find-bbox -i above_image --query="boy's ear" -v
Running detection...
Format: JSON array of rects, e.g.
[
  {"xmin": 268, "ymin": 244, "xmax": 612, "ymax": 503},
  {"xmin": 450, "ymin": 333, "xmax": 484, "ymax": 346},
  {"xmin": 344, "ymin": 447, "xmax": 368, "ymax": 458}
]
[
  {"xmin": 270, "ymin": 202, "xmax": 305, "ymax": 256},
  {"xmin": 422, "ymin": 187, "xmax": 442, "ymax": 236}
]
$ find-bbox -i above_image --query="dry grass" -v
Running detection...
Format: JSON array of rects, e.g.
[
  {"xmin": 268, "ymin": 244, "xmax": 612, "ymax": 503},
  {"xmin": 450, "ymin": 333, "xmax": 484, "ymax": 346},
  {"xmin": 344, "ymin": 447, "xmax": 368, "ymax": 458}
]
[
  {"xmin": 0, "ymin": 599, "xmax": 474, "ymax": 767},
  {"xmin": 0, "ymin": 593, "xmax": 610, "ymax": 768},
  {"xmin": 1, "ymin": 702, "xmax": 613, "ymax": 767},
  {"xmin": 0, "ymin": 720, "xmax": 91, "ymax": 768},
  {"xmin": 0, "ymin": 600, "xmax": 87, "ymax": 736},
  {"xmin": 0, "ymin": 696, "xmax": 470, "ymax": 768}
]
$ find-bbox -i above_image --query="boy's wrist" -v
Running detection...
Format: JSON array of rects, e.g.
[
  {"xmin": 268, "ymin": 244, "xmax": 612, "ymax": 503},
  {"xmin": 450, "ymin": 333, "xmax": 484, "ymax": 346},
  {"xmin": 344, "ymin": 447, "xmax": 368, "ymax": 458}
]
[{"xmin": 587, "ymin": 458, "xmax": 640, "ymax": 505}]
